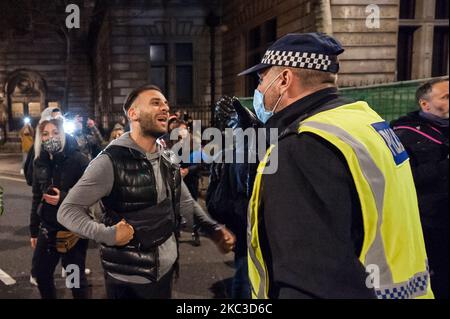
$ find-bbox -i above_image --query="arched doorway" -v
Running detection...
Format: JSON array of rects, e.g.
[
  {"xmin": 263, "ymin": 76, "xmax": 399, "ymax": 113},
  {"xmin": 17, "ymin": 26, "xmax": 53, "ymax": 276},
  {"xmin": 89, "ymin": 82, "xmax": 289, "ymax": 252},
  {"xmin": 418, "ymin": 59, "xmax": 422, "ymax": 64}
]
[{"xmin": 4, "ymin": 69, "xmax": 47, "ymax": 131}]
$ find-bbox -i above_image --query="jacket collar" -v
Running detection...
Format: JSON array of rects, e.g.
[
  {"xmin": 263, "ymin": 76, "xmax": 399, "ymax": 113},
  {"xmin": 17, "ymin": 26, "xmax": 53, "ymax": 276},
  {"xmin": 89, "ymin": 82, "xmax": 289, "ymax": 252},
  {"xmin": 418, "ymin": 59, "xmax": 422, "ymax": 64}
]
[
  {"xmin": 265, "ymin": 87, "xmax": 340, "ymax": 134},
  {"xmin": 419, "ymin": 111, "xmax": 449, "ymax": 128},
  {"xmin": 393, "ymin": 110, "xmax": 449, "ymax": 129},
  {"xmin": 264, "ymin": 87, "xmax": 353, "ymax": 143}
]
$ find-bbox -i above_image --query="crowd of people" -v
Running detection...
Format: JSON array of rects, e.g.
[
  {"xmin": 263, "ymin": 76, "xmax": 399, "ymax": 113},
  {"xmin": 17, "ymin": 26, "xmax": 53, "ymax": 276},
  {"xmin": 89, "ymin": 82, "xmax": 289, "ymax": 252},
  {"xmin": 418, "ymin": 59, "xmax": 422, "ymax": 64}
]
[
  {"xmin": 11, "ymin": 32, "xmax": 448, "ymax": 300},
  {"xmin": 16, "ymin": 95, "xmax": 226, "ymax": 298}
]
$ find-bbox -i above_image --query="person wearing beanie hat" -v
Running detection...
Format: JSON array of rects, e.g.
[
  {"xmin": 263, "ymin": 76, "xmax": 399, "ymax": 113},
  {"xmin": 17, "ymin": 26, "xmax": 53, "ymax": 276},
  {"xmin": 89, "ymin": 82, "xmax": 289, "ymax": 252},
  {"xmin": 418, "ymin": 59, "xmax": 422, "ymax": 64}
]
[
  {"xmin": 39, "ymin": 106, "xmax": 61, "ymax": 123},
  {"xmin": 233, "ymin": 32, "xmax": 433, "ymax": 299}
]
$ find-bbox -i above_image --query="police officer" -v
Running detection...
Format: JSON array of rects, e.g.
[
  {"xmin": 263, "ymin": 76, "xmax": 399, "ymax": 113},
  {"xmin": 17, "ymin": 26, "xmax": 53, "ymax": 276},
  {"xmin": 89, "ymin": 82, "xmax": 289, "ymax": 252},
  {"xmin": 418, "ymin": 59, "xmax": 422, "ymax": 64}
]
[{"xmin": 237, "ymin": 33, "xmax": 433, "ymax": 299}]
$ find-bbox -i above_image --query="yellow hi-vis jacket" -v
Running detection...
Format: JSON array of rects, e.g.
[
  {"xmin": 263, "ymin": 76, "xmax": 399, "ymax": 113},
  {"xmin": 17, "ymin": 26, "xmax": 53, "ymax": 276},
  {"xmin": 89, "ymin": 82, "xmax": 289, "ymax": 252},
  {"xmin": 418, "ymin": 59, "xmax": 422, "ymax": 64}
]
[{"xmin": 248, "ymin": 101, "xmax": 434, "ymax": 299}]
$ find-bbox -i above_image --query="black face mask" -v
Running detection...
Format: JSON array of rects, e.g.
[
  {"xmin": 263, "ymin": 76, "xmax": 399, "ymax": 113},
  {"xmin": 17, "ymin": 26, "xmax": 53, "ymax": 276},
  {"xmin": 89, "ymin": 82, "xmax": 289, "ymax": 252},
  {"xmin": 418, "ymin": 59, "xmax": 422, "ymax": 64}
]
[{"xmin": 42, "ymin": 137, "xmax": 62, "ymax": 155}]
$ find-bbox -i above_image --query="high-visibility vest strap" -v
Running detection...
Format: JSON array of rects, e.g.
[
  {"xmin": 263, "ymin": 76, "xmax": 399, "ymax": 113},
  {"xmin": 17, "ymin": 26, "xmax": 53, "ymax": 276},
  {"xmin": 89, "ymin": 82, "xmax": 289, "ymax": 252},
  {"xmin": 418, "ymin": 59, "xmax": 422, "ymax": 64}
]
[{"xmin": 248, "ymin": 145, "xmax": 275, "ymax": 299}]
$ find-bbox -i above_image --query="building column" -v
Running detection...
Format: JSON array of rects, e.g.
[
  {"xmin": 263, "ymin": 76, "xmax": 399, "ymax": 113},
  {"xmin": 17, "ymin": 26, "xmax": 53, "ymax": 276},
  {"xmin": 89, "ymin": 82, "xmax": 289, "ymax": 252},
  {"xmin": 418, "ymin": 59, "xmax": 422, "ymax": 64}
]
[{"xmin": 411, "ymin": 0, "xmax": 435, "ymax": 79}]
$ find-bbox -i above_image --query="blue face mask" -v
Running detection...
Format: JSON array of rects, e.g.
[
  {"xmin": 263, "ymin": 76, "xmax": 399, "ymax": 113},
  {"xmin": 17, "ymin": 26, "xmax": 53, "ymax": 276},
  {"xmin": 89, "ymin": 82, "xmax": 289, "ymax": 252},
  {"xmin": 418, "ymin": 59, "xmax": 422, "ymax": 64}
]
[{"xmin": 253, "ymin": 72, "xmax": 284, "ymax": 124}]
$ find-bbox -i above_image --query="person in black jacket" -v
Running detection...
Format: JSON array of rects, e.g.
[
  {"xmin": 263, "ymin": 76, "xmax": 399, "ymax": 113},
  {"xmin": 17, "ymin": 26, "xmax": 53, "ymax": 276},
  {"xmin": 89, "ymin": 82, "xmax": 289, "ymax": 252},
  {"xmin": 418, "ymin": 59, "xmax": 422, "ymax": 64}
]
[
  {"xmin": 207, "ymin": 96, "xmax": 260, "ymax": 299},
  {"xmin": 30, "ymin": 118, "xmax": 90, "ymax": 299},
  {"xmin": 64, "ymin": 113, "xmax": 104, "ymax": 161},
  {"xmin": 173, "ymin": 122, "xmax": 210, "ymax": 246},
  {"xmin": 24, "ymin": 107, "xmax": 64, "ymax": 186},
  {"xmin": 391, "ymin": 77, "xmax": 449, "ymax": 299}
]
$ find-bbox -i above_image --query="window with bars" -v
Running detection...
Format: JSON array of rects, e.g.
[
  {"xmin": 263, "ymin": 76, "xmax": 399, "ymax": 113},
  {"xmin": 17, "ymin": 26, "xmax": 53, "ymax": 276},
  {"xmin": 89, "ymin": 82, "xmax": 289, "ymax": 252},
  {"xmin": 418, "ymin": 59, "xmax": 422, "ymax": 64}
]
[
  {"xmin": 399, "ymin": 0, "xmax": 416, "ymax": 19},
  {"xmin": 149, "ymin": 44, "xmax": 168, "ymax": 96},
  {"xmin": 397, "ymin": 26, "xmax": 418, "ymax": 81},
  {"xmin": 435, "ymin": 0, "xmax": 449, "ymax": 19},
  {"xmin": 432, "ymin": 26, "xmax": 449, "ymax": 76},
  {"xmin": 246, "ymin": 18, "xmax": 277, "ymax": 96},
  {"xmin": 149, "ymin": 42, "xmax": 193, "ymax": 105}
]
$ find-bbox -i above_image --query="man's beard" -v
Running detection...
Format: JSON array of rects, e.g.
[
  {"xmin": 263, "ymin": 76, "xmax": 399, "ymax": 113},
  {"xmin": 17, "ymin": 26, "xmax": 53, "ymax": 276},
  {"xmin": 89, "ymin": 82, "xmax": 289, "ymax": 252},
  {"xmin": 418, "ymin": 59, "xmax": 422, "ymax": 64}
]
[{"xmin": 138, "ymin": 116, "xmax": 166, "ymax": 138}]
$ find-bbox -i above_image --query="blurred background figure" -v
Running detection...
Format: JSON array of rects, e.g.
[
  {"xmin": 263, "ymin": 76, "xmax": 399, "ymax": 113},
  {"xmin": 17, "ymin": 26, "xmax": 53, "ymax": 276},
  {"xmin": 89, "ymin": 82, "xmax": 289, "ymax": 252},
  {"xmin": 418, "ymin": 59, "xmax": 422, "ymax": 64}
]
[
  {"xmin": 115, "ymin": 115, "xmax": 129, "ymax": 133},
  {"xmin": 168, "ymin": 120, "xmax": 191, "ymax": 231},
  {"xmin": 166, "ymin": 118, "xmax": 189, "ymax": 149},
  {"xmin": 109, "ymin": 123, "xmax": 125, "ymax": 142},
  {"xmin": 391, "ymin": 77, "xmax": 449, "ymax": 299},
  {"xmin": 67, "ymin": 113, "xmax": 105, "ymax": 161},
  {"xmin": 174, "ymin": 110, "xmax": 182, "ymax": 120},
  {"xmin": 206, "ymin": 96, "xmax": 261, "ymax": 299},
  {"xmin": 19, "ymin": 117, "xmax": 34, "ymax": 175},
  {"xmin": 168, "ymin": 115, "xmax": 179, "ymax": 130},
  {"xmin": 179, "ymin": 128, "xmax": 210, "ymax": 246}
]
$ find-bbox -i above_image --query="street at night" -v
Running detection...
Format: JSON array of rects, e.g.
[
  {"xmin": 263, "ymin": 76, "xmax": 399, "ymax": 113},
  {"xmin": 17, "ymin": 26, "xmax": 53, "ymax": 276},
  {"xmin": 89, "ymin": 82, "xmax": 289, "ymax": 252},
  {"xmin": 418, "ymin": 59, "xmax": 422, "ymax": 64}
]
[
  {"xmin": 0, "ymin": 154, "xmax": 234, "ymax": 299},
  {"xmin": 0, "ymin": 0, "xmax": 448, "ymax": 308}
]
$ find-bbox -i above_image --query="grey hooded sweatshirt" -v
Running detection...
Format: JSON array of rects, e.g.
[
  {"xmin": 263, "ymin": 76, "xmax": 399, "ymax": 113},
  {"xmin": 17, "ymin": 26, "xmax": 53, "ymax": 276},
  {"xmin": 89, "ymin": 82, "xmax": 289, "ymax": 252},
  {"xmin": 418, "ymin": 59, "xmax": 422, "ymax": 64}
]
[{"xmin": 57, "ymin": 132, "xmax": 219, "ymax": 283}]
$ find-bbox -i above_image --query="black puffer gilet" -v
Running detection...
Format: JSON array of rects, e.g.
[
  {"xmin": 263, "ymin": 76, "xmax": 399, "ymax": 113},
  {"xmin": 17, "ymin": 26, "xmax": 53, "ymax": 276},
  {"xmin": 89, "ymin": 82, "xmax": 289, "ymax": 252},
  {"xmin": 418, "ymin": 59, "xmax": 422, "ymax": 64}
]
[{"xmin": 100, "ymin": 145, "xmax": 182, "ymax": 280}]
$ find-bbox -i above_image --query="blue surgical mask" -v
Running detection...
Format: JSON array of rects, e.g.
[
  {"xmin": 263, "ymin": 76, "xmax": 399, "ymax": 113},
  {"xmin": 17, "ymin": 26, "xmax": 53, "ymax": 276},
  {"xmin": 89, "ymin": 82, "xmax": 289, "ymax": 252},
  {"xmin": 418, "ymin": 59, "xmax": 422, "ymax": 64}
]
[{"xmin": 253, "ymin": 72, "xmax": 284, "ymax": 124}]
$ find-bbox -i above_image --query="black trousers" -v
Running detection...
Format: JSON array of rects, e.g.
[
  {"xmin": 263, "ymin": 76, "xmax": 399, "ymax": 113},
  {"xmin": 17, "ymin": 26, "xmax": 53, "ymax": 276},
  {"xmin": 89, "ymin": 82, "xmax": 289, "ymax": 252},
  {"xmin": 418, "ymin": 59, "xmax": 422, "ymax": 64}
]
[
  {"xmin": 423, "ymin": 226, "xmax": 449, "ymax": 299},
  {"xmin": 105, "ymin": 268, "xmax": 174, "ymax": 299},
  {"xmin": 32, "ymin": 230, "xmax": 90, "ymax": 299}
]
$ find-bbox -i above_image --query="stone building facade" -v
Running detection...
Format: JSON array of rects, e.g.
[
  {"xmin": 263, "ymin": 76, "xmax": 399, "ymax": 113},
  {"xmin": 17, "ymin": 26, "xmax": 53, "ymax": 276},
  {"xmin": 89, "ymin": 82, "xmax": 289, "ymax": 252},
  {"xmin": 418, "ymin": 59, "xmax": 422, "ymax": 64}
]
[
  {"xmin": 0, "ymin": 0, "xmax": 222, "ymax": 141},
  {"xmin": 91, "ymin": 0, "xmax": 222, "ymax": 130},
  {"xmin": 0, "ymin": 0, "xmax": 448, "ymax": 144},
  {"xmin": 0, "ymin": 0, "xmax": 94, "ymax": 135},
  {"xmin": 221, "ymin": 0, "xmax": 448, "ymax": 97}
]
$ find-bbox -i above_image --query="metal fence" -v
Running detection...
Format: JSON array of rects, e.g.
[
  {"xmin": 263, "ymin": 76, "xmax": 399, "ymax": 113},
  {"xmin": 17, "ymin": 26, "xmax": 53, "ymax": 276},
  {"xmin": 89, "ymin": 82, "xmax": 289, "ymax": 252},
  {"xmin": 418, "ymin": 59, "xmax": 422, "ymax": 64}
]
[
  {"xmin": 175, "ymin": 104, "xmax": 212, "ymax": 127},
  {"xmin": 340, "ymin": 76, "xmax": 447, "ymax": 122},
  {"xmin": 176, "ymin": 76, "xmax": 448, "ymax": 128},
  {"xmin": 242, "ymin": 77, "xmax": 448, "ymax": 122}
]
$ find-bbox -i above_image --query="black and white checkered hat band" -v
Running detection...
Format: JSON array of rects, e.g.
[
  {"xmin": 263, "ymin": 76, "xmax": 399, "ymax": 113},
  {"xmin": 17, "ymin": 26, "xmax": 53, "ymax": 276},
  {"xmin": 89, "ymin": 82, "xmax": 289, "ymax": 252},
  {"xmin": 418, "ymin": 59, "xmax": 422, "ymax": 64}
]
[{"xmin": 261, "ymin": 50, "xmax": 334, "ymax": 72}]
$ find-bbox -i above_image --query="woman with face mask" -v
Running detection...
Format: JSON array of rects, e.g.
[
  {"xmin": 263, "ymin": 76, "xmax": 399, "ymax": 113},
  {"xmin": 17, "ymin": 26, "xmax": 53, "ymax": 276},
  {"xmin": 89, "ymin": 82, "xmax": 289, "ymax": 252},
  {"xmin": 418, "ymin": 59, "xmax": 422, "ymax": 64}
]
[{"xmin": 30, "ymin": 118, "xmax": 90, "ymax": 299}]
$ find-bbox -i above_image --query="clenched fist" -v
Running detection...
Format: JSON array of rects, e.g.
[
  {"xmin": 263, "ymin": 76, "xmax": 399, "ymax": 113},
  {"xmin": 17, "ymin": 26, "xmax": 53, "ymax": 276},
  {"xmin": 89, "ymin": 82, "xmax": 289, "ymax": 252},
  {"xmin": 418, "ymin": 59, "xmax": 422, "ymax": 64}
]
[
  {"xmin": 211, "ymin": 226, "xmax": 236, "ymax": 254},
  {"xmin": 115, "ymin": 219, "xmax": 134, "ymax": 246}
]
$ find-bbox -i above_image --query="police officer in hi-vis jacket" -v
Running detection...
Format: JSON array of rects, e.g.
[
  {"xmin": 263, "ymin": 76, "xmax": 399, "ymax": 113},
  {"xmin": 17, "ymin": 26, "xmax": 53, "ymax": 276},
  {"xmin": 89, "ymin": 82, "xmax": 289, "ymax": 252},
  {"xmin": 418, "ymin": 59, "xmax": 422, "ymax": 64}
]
[{"xmin": 237, "ymin": 33, "xmax": 433, "ymax": 299}]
